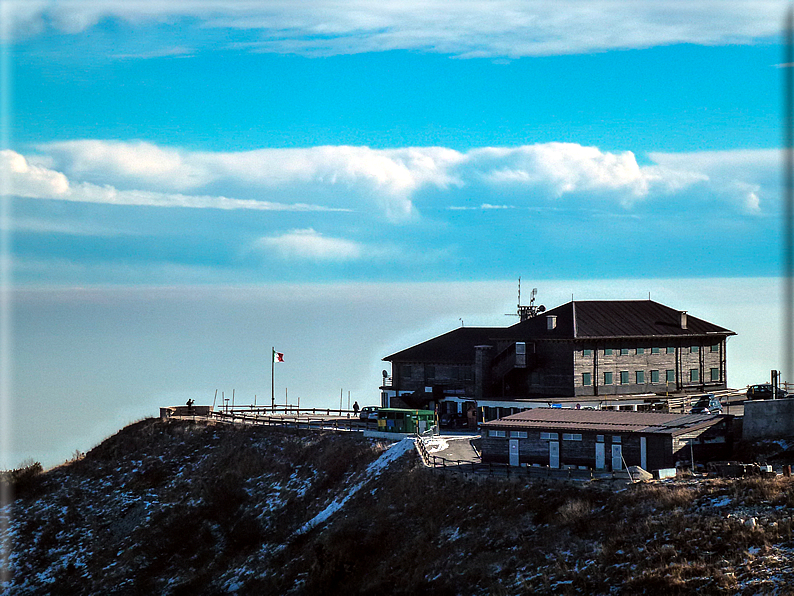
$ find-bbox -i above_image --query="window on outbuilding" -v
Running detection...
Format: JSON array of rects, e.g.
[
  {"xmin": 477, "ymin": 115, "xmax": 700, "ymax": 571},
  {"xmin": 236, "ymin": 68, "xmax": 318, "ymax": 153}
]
[
  {"xmin": 604, "ymin": 372, "xmax": 613, "ymax": 385},
  {"xmin": 691, "ymin": 346, "xmax": 699, "ymax": 353},
  {"xmin": 489, "ymin": 430, "xmax": 506, "ymax": 437},
  {"xmin": 711, "ymin": 344, "xmax": 720, "ymax": 352},
  {"xmin": 620, "ymin": 371, "xmax": 629, "ymax": 384},
  {"xmin": 651, "ymin": 347, "xmax": 660, "ymax": 354},
  {"xmin": 563, "ymin": 433, "xmax": 582, "ymax": 441},
  {"xmin": 636, "ymin": 370, "xmax": 645, "ymax": 384},
  {"xmin": 582, "ymin": 372, "xmax": 592, "ymax": 386},
  {"xmin": 540, "ymin": 432, "xmax": 559, "ymax": 440},
  {"xmin": 636, "ymin": 347, "xmax": 645, "ymax": 355},
  {"xmin": 620, "ymin": 348, "xmax": 629, "ymax": 355},
  {"xmin": 711, "ymin": 368, "xmax": 720, "ymax": 381},
  {"xmin": 583, "ymin": 348, "xmax": 592, "ymax": 356},
  {"xmin": 650, "ymin": 369, "xmax": 660, "ymax": 383},
  {"xmin": 604, "ymin": 348, "xmax": 613, "ymax": 355},
  {"xmin": 510, "ymin": 431, "xmax": 527, "ymax": 438},
  {"xmin": 690, "ymin": 368, "xmax": 699, "ymax": 382},
  {"xmin": 666, "ymin": 369, "xmax": 675, "ymax": 382},
  {"xmin": 667, "ymin": 347, "xmax": 675, "ymax": 354}
]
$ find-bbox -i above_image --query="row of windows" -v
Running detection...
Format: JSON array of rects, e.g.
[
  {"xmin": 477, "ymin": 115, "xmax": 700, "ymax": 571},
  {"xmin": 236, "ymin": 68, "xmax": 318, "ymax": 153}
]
[
  {"xmin": 490, "ymin": 431, "xmax": 603, "ymax": 442},
  {"xmin": 582, "ymin": 344, "xmax": 720, "ymax": 357},
  {"xmin": 583, "ymin": 367, "xmax": 721, "ymax": 385}
]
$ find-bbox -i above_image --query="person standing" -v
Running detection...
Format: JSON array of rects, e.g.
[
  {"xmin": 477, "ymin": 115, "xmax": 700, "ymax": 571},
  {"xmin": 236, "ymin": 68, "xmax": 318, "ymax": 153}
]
[{"xmin": 353, "ymin": 401, "xmax": 360, "ymax": 416}]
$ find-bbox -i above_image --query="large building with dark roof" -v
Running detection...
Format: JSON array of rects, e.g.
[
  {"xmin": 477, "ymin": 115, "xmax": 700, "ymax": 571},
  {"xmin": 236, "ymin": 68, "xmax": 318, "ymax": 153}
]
[{"xmin": 381, "ymin": 299, "xmax": 735, "ymax": 411}]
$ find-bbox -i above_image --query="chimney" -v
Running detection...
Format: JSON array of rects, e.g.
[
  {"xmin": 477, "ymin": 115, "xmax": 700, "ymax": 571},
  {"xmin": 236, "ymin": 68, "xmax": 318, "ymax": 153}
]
[
  {"xmin": 680, "ymin": 311, "xmax": 688, "ymax": 330},
  {"xmin": 547, "ymin": 315, "xmax": 557, "ymax": 330}
]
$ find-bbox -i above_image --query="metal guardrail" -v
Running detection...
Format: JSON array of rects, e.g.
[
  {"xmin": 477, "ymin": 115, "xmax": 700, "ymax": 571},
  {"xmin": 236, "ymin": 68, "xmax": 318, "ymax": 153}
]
[{"xmin": 207, "ymin": 410, "xmax": 381, "ymax": 433}]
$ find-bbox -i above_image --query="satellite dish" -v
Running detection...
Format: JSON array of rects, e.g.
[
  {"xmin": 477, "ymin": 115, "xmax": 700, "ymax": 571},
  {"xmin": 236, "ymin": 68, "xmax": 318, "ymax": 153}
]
[
  {"xmin": 539, "ymin": 305, "xmax": 546, "ymax": 313},
  {"xmin": 382, "ymin": 370, "xmax": 388, "ymax": 378}
]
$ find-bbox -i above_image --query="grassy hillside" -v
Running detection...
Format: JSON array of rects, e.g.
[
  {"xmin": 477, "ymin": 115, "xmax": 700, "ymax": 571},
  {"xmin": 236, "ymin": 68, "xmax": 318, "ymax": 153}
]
[{"xmin": 2, "ymin": 419, "xmax": 794, "ymax": 595}]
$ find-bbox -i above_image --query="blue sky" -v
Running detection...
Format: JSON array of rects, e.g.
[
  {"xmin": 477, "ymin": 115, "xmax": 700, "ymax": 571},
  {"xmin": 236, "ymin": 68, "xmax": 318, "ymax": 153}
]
[
  {"xmin": 3, "ymin": 0, "xmax": 790, "ymax": 285},
  {"xmin": 2, "ymin": 1, "xmax": 793, "ymax": 467}
]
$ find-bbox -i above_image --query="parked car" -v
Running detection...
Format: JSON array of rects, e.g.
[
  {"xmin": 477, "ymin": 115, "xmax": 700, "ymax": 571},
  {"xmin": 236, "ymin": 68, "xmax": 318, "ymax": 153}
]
[
  {"xmin": 690, "ymin": 394, "xmax": 723, "ymax": 414},
  {"xmin": 746, "ymin": 384, "xmax": 787, "ymax": 400},
  {"xmin": 359, "ymin": 406, "xmax": 380, "ymax": 420}
]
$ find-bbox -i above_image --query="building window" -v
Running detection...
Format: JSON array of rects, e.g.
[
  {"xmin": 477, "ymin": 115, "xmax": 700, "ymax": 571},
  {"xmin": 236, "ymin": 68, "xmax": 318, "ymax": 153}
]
[
  {"xmin": 540, "ymin": 432, "xmax": 558, "ymax": 440},
  {"xmin": 596, "ymin": 435, "xmax": 604, "ymax": 443},
  {"xmin": 563, "ymin": 433, "xmax": 582, "ymax": 441},
  {"xmin": 604, "ymin": 372, "xmax": 613, "ymax": 385},
  {"xmin": 636, "ymin": 347, "xmax": 645, "ymax": 355},
  {"xmin": 604, "ymin": 348, "xmax": 613, "ymax": 355},
  {"xmin": 691, "ymin": 346, "xmax": 699, "ymax": 353},
  {"xmin": 666, "ymin": 369, "xmax": 675, "ymax": 382},
  {"xmin": 651, "ymin": 347, "xmax": 660, "ymax": 354},
  {"xmin": 711, "ymin": 368, "xmax": 720, "ymax": 381},
  {"xmin": 510, "ymin": 431, "xmax": 527, "ymax": 438},
  {"xmin": 636, "ymin": 370, "xmax": 645, "ymax": 384},
  {"xmin": 690, "ymin": 368, "xmax": 699, "ymax": 382},
  {"xmin": 612, "ymin": 436, "xmax": 621, "ymax": 443},
  {"xmin": 489, "ymin": 430, "xmax": 506, "ymax": 437},
  {"xmin": 620, "ymin": 371, "xmax": 629, "ymax": 384},
  {"xmin": 620, "ymin": 348, "xmax": 629, "ymax": 355},
  {"xmin": 583, "ymin": 348, "xmax": 592, "ymax": 356},
  {"xmin": 710, "ymin": 344, "xmax": 720, "ymax": 352},
  {"xmin": 582, "ymin": 372, "xmax": 592, "ymax": 386},
  {"xmin": 667, "ymin": 347, "xmax": 675, "ymax": 354},
  {"xmin": 650, "ymin": 369, "xmax": 660, "ymax": 383}
]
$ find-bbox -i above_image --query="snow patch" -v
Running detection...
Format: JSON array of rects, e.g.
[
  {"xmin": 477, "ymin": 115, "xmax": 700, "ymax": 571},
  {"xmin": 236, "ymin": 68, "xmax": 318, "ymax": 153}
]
[{"xmin": 297, "ymin": 438, "xmax": 414, "ymax": 534}]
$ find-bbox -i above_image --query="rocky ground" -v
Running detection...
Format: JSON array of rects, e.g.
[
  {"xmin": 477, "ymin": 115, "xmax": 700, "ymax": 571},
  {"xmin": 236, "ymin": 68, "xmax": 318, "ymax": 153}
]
[{"xmin": 2, "ymin": 419, "xmax": 794, "ymax": 595}]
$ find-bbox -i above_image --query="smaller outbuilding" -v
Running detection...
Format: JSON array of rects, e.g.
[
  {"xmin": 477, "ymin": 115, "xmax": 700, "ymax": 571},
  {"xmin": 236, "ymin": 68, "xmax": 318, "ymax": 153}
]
[{"xmin": 481, "ymin": 408, "xmax": 732, "ymax": 473}]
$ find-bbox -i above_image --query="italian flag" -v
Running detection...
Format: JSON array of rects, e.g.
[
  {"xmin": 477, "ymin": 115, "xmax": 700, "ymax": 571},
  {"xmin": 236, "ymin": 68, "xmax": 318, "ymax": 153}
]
[{"xmin": 273, "ymin": 349, "xmax": 284, "ymax": 363}]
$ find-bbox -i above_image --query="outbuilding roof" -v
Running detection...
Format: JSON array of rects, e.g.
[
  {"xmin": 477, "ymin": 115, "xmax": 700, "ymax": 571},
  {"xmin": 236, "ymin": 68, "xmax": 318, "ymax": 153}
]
[{"xmin": 482, "ymin": 408, "xmax": 727, "ymax": 436}]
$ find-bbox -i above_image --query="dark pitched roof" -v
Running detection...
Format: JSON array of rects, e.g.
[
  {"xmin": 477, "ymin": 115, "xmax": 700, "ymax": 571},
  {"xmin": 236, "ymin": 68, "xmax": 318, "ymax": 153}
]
[
  {"xmin": 482, "ymin": 408, "xmax": 726, "ymax": 436},
  {"xmin": 505, "ymin": 300, "xmax": 734, "ymax": 339},
  {"xmin": 384, "ymin": 299, "xmax": 734, "ymax": 362},
  {"xmin": 384, "ymin": 326, "xmax": 506, "ymax": 363}
]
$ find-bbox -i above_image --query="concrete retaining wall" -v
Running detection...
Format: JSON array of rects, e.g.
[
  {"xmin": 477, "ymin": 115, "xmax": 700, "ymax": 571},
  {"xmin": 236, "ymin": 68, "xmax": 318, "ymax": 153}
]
[{"xmin": 743, "ymin": 398, "xmax": 794, "ymax": 440}]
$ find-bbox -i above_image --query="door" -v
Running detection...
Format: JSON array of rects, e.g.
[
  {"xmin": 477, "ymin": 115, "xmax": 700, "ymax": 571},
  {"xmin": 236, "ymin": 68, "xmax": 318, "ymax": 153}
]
[
  {"xmin": 595, "ymin": 442, "xmax": 605, "ymax": 470},
  {"xmin": 509, "ymin": 439, "xmax": 520, "ymax": 467},
  {"xmin": 549, "ymin": 441, "xmax": 560, "ymax": 468},
  {"xmin": 611, "ymin": 444, "xmax": 622, "ymax": 470},
  {"xmin": 640, "ymin": 437, "xmax": 647, "ymax": 470}
]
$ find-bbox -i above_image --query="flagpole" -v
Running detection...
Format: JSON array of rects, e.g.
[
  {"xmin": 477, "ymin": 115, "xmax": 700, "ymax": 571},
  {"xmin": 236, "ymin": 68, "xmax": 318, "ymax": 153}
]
[{"xmin": 271, "ymin": 346, "xmax": 275, "ymax": 411}]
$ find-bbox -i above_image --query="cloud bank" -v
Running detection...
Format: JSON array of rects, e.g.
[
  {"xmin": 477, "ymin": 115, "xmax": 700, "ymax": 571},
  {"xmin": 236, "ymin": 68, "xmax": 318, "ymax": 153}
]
[
  {"xmin": 5, "ymin": 1, "xmax": 787, "ymax": 57},
  {"xmin": 5, "ymin": 141, "xmax": 781, "ymax": 218}
]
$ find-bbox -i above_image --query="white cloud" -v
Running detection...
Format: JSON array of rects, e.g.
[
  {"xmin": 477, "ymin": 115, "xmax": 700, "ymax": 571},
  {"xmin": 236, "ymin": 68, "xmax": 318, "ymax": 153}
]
[
  {"xmin": 12, "ymin": 142, "xmax": 784, "ymax": 216},
  {"xmin": 1, "ymin": 150, "xmax": 343, "ymax": 212},
  {"xmin": 4, "ymin": 1, "xmax": 787, "ymax": 56},
  {"xmin": 466, "ymin": 143, "xmax": 651, "ymax": 205},
  {"xmin": 254, "ymin": 228, "xmax": 363, "ymax": 261}
]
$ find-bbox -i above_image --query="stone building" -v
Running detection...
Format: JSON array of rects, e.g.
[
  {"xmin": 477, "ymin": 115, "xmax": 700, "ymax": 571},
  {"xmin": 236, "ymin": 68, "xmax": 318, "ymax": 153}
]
[
  {"xmin": 381, "ymin": 299, "xmax": 734, "ymax": 411},
  {"xmin": 480, "ymin": 408, "xmax": 733, "ymax": 471}
]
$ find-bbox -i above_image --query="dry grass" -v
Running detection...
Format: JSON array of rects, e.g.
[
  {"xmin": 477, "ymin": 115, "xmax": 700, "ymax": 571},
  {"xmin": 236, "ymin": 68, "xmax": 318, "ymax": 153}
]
[{"xmin": 8, "ymin": 419, "xmax": 794, "ymax": 595}]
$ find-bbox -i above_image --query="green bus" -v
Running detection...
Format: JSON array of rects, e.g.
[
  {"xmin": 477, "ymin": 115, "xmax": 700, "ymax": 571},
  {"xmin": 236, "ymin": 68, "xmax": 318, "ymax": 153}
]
[{"xmin": 377, "ymin": 408, "xmax": 436, "ymax": 434}]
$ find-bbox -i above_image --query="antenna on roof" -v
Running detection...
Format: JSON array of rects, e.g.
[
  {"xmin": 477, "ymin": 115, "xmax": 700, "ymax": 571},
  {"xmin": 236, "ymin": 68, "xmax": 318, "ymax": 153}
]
[
  {"xmin": 459, "ymin": 318, "xmax": 464, "ymax": 327},
  {"xmin": 506, "ymin": 278, "xmax": 544, "ymax": 322}
]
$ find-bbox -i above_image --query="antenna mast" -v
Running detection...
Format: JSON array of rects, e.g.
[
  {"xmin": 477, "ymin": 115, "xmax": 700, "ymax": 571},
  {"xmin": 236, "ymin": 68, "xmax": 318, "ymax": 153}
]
[{"xmin": 507, "ymin": 278, "xmax": 545, "ymax": 322}]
